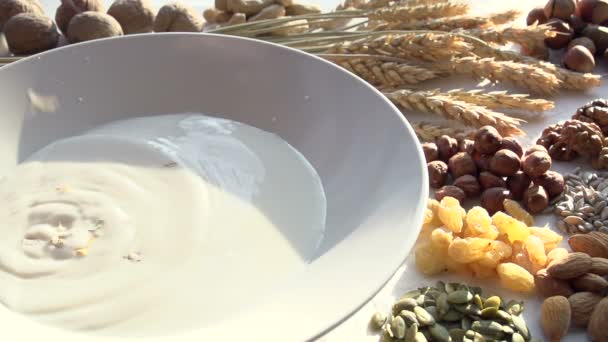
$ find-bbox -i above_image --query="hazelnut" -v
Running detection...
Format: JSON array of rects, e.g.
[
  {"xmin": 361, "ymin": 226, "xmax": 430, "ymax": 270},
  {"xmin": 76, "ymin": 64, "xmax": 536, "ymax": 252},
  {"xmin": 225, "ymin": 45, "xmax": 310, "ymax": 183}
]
[
  {"xmin": 202, "ymin": 7, "xmax": 220, "ymax": 23},
  {"xmin": 545, "ymin": 0, "xmax": 576, "ymax": 20},
  {"xmin": 583, "ymin": 25, "xmax": 608, "ymax": 55},
  {"xmin": 534, "ymin": 171, "xmax": 565, "ymax": 198},
  {"xmin": 448, "ymin": 152, "xmax": 477, "ymax": 178},
  {"xmin": 545, "ymin": 19, "xmax": 574, "ymax": 49},
  {"xmin": 479, "ymin": 171, "xmax": 507, "ymax": 190},
  {"xmin": 472, "ymin": 150, "xmax": 492, "ymax": 171},
  {"xmin": 525, "ymin": 145, "xmax": 549, "ymax": 156},
  {"xmin": 56, "ymin": 0, "xmax": 104, "ymax": 34},
  {"xmin": 523, "ymin": 185, "xmax": 549, "ymax": 214},
  {"xmin": 527, "ymin": 7, "xmax": 548, "ymax": 25},
  {"xmin": 459, "ymin": 139, "xmax": 474, "ymax": 154},
  {"xmin": 0, "ymin": 0, "xmax": 43, "ymax": 30},
  {"xmin": 567, "ymin": 37, "xmax": 597, "ymax": 54},
  {"xmin": 435, "ymin": 185, "xmax": 466, "ymax": 202},
  {"xmin": 568, "ymin": 15, "xmax": 588, "ymax": 34},
  {"xmin": 153, "ymin": 2, "xmax": 204, "ymax": 32},
  {"xmin": 481, "ymin": 187, "xmax": 511, "ymax": 214},
  {"xmin": 4, "ymin": 12, "xmax": 58, "ymax": 55},
  {"xmin": 107, "ymin": 0, "xmax": 155, "ymax": 34},
  {"xmin": 579, "ymin": 0, "xmax": 599, "ymax": 22},
  {"xmin": 67, "ymin": 11, "xmax": 123, "ymax": 43},
  {"xmin": 215, "ymin": 0, "xmax": 228, "ymax": 11},
  {"xmin": 422, "ymin": 142, "xmax": 438, "ymax": 162},
  {"xmin": 593, "ymin": 0, "xmax": 608, "ymax": 24},
  {"xmin": 499, "ymin": 137, "xmax": 524, "ymax": 157},
  {"xmin": 522, "ymin": 151, "xmax": 552, "ymax": 177},
  {"xmin": 507, "ymin": 171, "xmax": 532, "ymax": 201},
  {"xmin": 428, "ymin": 161, "xmax": 448, "ymax": 189},
  {"xmin": 564, "ymin": 45, "xmax": 596, "ymax": 72},
  {"xmin": 453, "ymin": 175, "xmax": 481, "ymax": 197},
  {"xmin": 490, "ymin": 149, "xmax": 521, "ymax": 177},
  {"xmin": 436, "ymin": 135, "xmax": 459, "ymax": 162},
  {"xmin": 226, "ymin": 12, "xmax": 246, "ymax": 25},
  {"xmin": 474, "ymin": 126, "xmax": 502, "ymax": 155}
]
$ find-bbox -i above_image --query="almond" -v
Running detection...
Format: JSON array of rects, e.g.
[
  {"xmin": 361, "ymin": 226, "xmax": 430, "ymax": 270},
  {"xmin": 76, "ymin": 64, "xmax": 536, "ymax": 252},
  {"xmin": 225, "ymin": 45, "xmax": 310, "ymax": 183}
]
[
  {"xmin": 569, "ymin": 292, "xmax": 602, "ymax": 327},
  {"xmin": 569, "ymin": 233, "xmax": 608, "ymax": 258},
  {"xmin": 535, "ymin": 269, "xmax": 574, "ymax": 298},
  {"xmin": 541, "ymin": 296, "xmax": 571, "ymax": 342},
  {"xmin": 590, "ymin": 257, "xmax": 608, "ymax": 276},
  {"xmin": 571, "ymin": 273, "xmax": 608, "ymax": 293},
  {"xmin": 547, "ymin": 252, "xmax": 592, "ymax": 279},
  {"xmin": 588, "ymin": 297, "xmax": 608, "ymax": 341}
]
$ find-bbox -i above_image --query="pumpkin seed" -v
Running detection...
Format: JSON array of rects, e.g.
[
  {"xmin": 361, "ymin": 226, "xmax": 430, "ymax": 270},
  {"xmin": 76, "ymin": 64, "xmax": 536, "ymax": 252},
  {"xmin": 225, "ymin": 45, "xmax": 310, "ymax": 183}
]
[
  {"xmin": 450, "ymin": 328, "xmax": 466, "ymax": 342},
  {"xmin": 461, "ymin": 316, "xmax": 472, "ymax": 331},
  {"xmin": 405, "ymin": 323, "xmax": 418, "ymax": 342},
  {"xmin": 383, "ymin": 323, "xmax": 394, "ymax": 338},
  {"xmin": 437, "ymin": 293, "xmax": 450, "ymax": 316},
  {"xmin": 393, "ymin": 298, "xmax": 417, "ymax": 313},
  {"xmin": 425, "ymin": 306, "xmax": 438, "ymax": 320},
  {"xmin": 423, "ymin": 298, "xmax": 437, "ymax": 308},
  {"xmin": 414, "ymin": 306, "xmax": 435, "ymax": 326},
  {"xmin": 422, "ymin": 329, "xmax": 432, "ymax": 341},
  {"xmin": 501, "ymin": 325, "xmax": 514, "ymax": 335},
  {"xmin": 448, "ymin": 290, "xmax": 473, "ymax": 304},
  {"xmin": 454, "ymin": 304, "xmax": 481, "ymax": 316},
  {"xmin": 401, "ymin": 290, "xmax": 422, "ymax": 299},
  {"xmin": 429, "ymin": 323, "xmax": 451, "ymax": 342},
  {"xmin": 442, "ymin": 309, "xmax": 462, "ymax": 322},
  {"xmin": 480, "ymin": 307, "xmax": 499, "ymax": 318},
  {"xmin": 391, "ymin": 316, "xmax": 407, "ymax": 339},
  {"xmin": 436, "ymin": 281, "xmax": 446, "ymax": 292},
  {"xmin": 370, "ymin": 312, "xmax": 387, "ymax": 330},
  {"xmin": 511, "ymin": 315, "xmax": 529, "ymax": 339},
  {"xmin": 473, "ymin": 294, "xmax": 483, "ymax": 309},
  {"xmin": 511, "ymin": 332, "xmax": 525, "ymax": 342},
  {"xmin": 446, "ymin": 283, "xmax": 459, "ymax": 294},
  {"xmin": 471, "ymin": 320, "xmax": 503, "ymax": 335},
  {"xmin": 484, "ymin": 296, "xmax": 500, "ymax": 309},
  {"xmin": 400, "ymin": 310, "xmax": 419, "ymax": 326}
]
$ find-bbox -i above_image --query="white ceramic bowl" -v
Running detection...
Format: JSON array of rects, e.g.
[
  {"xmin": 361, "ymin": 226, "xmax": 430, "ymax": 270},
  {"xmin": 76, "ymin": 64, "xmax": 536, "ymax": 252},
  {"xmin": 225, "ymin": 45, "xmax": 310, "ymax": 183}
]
[{"xmin": 0, "ymin": 33, "xmax": 427, "ymax": 341}]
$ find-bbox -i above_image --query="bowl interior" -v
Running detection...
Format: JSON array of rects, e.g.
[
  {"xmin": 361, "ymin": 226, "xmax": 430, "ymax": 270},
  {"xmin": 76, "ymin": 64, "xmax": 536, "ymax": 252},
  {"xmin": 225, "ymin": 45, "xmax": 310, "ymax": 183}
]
[{"xmin": 0, "ymin": 33, "xmax": 427, "ymax": 341}]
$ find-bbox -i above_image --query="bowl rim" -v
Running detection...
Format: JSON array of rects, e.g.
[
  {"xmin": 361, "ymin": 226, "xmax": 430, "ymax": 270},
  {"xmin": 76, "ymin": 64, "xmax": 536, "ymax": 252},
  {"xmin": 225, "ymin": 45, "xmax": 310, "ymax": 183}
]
[{"xmin": 0, "ymin": 32, "xmax": 428, "ymax": 341}]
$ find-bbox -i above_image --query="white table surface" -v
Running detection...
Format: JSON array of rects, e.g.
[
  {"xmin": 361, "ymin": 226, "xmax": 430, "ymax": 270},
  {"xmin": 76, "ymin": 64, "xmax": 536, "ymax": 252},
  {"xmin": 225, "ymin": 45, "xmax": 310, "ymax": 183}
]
[{"xmin": 31, "ymin": 0, "xmax": 602, "ymax": 340}]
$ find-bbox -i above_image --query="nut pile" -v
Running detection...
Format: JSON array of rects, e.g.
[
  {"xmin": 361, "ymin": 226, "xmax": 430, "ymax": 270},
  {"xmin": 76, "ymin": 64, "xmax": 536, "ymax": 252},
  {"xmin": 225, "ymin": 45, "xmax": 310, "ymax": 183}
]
[
  {"xmin": 370, "ymin": 282, "xmax": 534, "ymax": 342},
  {"xmin": 203, "ymin": 0, "xmax": 319, "ymax": 31},
  {"xmin": 538, "ymin": 99, "xmax": 608, "ymax": 169},
  {"xmin": 527, "ymin": 0, "xmax": 608, "ymax": 72},
  {"xmin": 535, "ymin": 232, "xmax": 608, "ymax": 341},
  {"xmin": 418, "ymin": 197, "xmax": 563, "ymax": 293},
  {"xmin": 425, "ymin": 126, "xmax": 564, "ymax": 215},
  {"xmin": 552, "ymin": 168, "xmax": 608, "ymax": 234}
]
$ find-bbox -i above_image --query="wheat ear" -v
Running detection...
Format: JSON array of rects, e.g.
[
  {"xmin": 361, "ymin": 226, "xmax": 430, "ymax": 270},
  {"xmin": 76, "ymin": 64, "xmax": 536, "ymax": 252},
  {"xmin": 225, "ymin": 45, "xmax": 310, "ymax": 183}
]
[
  {"xmin": 444, "ymin": 89, "xmax": 555, "ymax": 112},
  {"xmin": 385, "ymin": 89, "xmax": 525, "ymax": 136},
  {"xmin": 461, "ymin": 25, "xmax": 555, "ymax": 52},
  {"xmin": 368, "ymin": 2, "xmax": 469, "ymax": 22},
  {"xmin": 434, "ymin": 57, "xmax": 561, "ymax": 95},
  {"xmin": 325, "ymin": 55, "xmax": 438, "ymax": 86},
  {"xmin": 413, "ymin": 121, "xmax": 473, "ymax": 142}
]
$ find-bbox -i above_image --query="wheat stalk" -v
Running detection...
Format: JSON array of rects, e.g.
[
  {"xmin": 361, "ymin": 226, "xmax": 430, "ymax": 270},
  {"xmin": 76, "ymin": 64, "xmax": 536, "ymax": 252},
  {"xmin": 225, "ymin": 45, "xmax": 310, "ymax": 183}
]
[
  {"xmin": 328, "ymin": 33, "xmax": 471, "ymax": 62},
  {"xmin": 444, "ymin": 89, "xmax": 555, "ymax": 112},
  {"xmin": 377, "ymin": 10, "xmax": 520, "ymax": 31},
  {"xmin": 385, "ymin": 89, "xmax": 525, "ymax": 136},
  {"xmin": 471, "ymin": 43, "xmax": 601, "ymax": 90},
  {"xmin": 368, "ymin": 2, "xmax": 469, "ymax": 22},
  {"xmin": 434, "ymin": 56, "xmax": 561, "ymax": 95},
  {"xmin": 461, "ymin": 25, "xmax": 555, "ymax": 52},
  {"xmin": 413, "ymin": 121, "xmax": 473, "ymax": 141},
  {"xmin": 325, "ymin": 55, "xmax": 438, "ymax": 86}
]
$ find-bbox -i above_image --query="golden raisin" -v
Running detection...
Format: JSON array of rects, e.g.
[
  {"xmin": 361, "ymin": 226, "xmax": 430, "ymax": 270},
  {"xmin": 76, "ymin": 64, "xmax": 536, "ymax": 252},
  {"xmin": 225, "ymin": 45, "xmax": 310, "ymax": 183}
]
[
  {"xmin": 496, "ymin": 262, "xmax": 535, "ymax": 293},
  {"xmin": 415, "ymin": 242, "xmax": 447, "ymax": 276},
  {"xmin": 503, "ymin": 199, "xmax": 534, "ymax": 226},
  {"xmin": 448, "ymin": 237, "xmax": 492, "ymax": 263},
  {"xmin": 492, "ymin": 212, "xmax": 530, "ymax": 243},
  {"xmin": 438, "ymin": 197, "xmax": 465, "ymax": 233}
]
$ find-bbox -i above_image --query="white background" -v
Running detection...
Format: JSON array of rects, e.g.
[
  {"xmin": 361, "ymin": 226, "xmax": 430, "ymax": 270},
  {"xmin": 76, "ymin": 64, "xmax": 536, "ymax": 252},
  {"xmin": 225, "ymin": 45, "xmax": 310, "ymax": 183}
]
[{"xmin": 31, "ymin": 0, "xmax": 604, "ymax": 340}]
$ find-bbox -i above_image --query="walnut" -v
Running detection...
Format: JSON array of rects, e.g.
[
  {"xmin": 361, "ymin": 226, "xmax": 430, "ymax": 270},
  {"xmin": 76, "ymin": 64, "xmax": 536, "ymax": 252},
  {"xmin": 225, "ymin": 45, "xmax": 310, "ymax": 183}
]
[
  {"xmin": 573, "ymin": 99, "xmax": 608, "ymax": 135},
  {"xmin": 537, "ymin": 120, "xmax": 606, "ymax": 162}
]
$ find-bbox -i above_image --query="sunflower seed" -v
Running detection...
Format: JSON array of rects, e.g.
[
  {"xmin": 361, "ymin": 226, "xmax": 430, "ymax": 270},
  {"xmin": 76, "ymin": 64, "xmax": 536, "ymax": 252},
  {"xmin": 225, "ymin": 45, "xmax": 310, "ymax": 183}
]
[
  {"xmin": 393, "ymin": 298, "xmax": 417, "ymax": 313},
  {"xmin": 400, "ymin": 310, "xmax": 419, "ymax": 326},
  {"xmin": 391, "ymin": 316, "xmax": 406, "ymax": 339},
  {"xmin": 370, "ymin": 312, "xmax": 387, "ymax": 330},
  {"xmin": 449, "ymin": 328, "xmax": 466, "ymax": 341},
  {"xmin": 405, "ymin": 323, "xmax": 418, "ymax": 342},
  {"xmin": 401, "ymin": 290, "xmax": 422, "ymax": 299},
  {"xmin": 511, "ymin": 314, "xmax": 529, "ymax": 339},
  {"xmin": 471, "ymin": 320, "xmax": 503, "ymax": 335},
  {"xmin": 511, "ymin": 332, "xmax": 525, "ymax": 342},
  {"xmin": 414, "ymin": 332, "xmax": 428, "ymax": 342}
]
